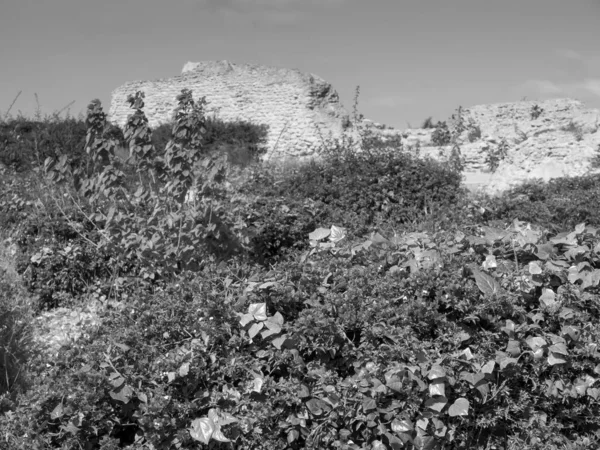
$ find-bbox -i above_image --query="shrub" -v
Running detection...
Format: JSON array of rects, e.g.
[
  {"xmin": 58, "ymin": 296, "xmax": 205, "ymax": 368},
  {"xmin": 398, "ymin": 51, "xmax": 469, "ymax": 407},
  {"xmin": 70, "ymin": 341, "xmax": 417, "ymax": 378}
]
[
  {"xmin": 149, "ymin": 121, "xmax": 173, "ymax": 154},
  {"xmin": 530, "ymin": 104, "xmax": 544, "ymax": 120},
  {"xmin": 485, "ymin": 137, "xmax": 509, "ymax": 173},
  {"xmin": 591, "ymin": 143, "xmax": 600, "ymax": 169},
  {"xmin": 0, "ymin": 117, "xmax": 87, "ymax": 171},
  {"xmin": 0, "ymin": 280, "xmax": 36, "ymax": 405},
  {"xmin": 420, "ymin": 116, "xmax": 436, "ymax": 129},
  {"xmin": 246, "ymin": 146, "xmax": 465, "ymax": 240},
  {"xmin": 431, "ymin": 121, "xmax": 452, "ymax": 146},
  {"xmin": 42, "ymin": 90, "xmax": 243, "ymax": 283},
  {"xmin": 562, "ymin": 120, "xmax": 584, "ymax": 141},
  {"xmin": 485, "ymin": 173, "xmax": 600, "ymax": 231},
  {"xmin": 467, "ymin": 124, "xmax": 482, "ymax": 142},
  {"xmin": 150, "ymin": 117, "xmax": 268, "ymax": 167}
]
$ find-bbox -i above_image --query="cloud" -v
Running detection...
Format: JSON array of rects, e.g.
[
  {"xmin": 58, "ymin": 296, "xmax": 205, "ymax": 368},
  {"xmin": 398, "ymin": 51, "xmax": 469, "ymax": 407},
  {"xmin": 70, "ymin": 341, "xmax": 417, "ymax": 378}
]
[
  {"xmin": 581, "ymin": 79, "xmax": 600, "ymax": 97},
  {"xmin": 556, "ymin": 48, "xmax": 584, "ymax": 61},
  {"xmin": 523, "ymin": 79, "xmax": 565, "ymax": 95},
  {"xmin": 517, "ymin": 49, "xmax": 600, "ymax": 101},
  {"xmin": 521, "ymin": 78, "xmax": 600, "ymax": 99}
]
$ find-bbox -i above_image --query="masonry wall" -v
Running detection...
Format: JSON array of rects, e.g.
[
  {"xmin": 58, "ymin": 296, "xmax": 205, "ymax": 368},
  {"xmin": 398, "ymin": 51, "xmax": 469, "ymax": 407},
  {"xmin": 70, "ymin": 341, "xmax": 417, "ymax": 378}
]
[{"xmin": 109, "ymin": 60, "xmax": 353, "ymax": 160}]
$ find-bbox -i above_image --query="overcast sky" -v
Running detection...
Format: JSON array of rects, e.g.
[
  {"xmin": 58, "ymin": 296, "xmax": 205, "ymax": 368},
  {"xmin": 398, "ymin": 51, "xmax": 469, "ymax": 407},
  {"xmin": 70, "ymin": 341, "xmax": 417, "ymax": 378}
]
[{"xmin": 1, "ymin": 0, "xmax": 599, "ymax": 128}]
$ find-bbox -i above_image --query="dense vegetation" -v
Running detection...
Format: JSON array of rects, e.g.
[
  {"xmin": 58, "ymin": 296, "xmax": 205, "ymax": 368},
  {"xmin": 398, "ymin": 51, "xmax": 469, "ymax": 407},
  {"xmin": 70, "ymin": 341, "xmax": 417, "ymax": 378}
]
[{"xmin": 1, "ymin": 91, "xmax": 600, "ymax": 449}]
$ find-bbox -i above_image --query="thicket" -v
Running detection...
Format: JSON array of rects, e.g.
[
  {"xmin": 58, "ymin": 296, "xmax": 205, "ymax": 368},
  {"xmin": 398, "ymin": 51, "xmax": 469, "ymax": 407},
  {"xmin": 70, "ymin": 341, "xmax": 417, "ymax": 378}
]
[
  {"xmin": 1, "ymin": 90, "xmax": 600, "ymax": 450},
  {"xmin": 484, "ymin": 174, "xmax": 600, "ymax": 232}
]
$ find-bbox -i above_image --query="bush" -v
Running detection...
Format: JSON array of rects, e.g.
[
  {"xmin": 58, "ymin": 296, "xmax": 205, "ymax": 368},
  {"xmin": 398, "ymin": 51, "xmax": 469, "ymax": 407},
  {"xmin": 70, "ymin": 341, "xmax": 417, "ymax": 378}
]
[
  {"xmin": 6, "ymin": 220, "xmax": 600, "ymax": 448},
  {"xmin": 0, "ymin": 280, "xmax": 36, "ymax": 406},
  {"xmin": 11, "ymin": 207, "xmax": 115, "ymax": 310},
  {"xmin": 420, "ymin": 116, "xmax": 436, "ymax": 129},
  {"xmin": 260, "ymin": 148, "xmax": 465, "ymax": 235},
  {"xmin": 0, "ymin": 117, "xmax": 87, "ymax": 171},
  {"xmin": 150, "ymin": 117, "xmax": 268, "ymax": 167},
  {"xmin": 484, "ymin": 173, "xmax": 600, "ymax": 231},
  {"xmin": 530, "ymin": 104, "xmax": 544, "ymax": 120},
  {"xmin": 431, "ymin": 121, "xmax": 452, "ymax": 146}
]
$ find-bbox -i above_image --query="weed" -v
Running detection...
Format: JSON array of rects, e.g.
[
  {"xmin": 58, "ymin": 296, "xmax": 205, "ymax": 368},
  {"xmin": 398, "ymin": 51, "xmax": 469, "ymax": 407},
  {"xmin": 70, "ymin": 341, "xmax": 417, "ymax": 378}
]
[
  {"xmin": 530, "ymin": 103, "xmax": 544, "ymax": 120},
  {"xmin": 562, "ymin": 120, "xmax": 584, "ymax": 141}
]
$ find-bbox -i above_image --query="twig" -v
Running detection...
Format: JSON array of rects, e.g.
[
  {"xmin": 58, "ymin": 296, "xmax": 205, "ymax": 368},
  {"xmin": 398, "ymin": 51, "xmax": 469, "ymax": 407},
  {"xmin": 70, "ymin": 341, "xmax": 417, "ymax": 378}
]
[{"xmin": 3, "ymin": 91, "xmax": 21, "ymax": 121}]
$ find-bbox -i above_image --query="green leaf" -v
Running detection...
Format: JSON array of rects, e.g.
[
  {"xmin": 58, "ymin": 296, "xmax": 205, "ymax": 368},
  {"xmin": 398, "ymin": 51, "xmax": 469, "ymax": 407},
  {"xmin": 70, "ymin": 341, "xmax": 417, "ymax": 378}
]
[
  {"xmin": 179, "ymin": 362, "xmax": 190, "ymax": 377},
  {"xmin": 50, "ymin": 403, "xmax": 64, "ymax": 420},
  {"xmin": 261, "ymin": 328, "xmax": 279, "ymax": 339},
  {"xmin": 499, "ymin": 356, "xmax": 518, "ymax": 370},
  {"xmin": 251, "ymin": 377, "xmax": 263, "ymax": 393},
  {"xmin": 308, "ymin": 227, "xmax": 330, "ymax": 241},
  {"xmin": 427, "ymin": 365, "xmax": 446, "ymax": 380},
  {"xmin": 481, "ymin": 360, "xmax": 495, "ymax": 374},
  {"xmin": 539, "ymin": 289, "xmax": 556, "ymax": 307},
  {"xmin": 248, "ymin": 303, "xmax": 267, "ymax": 321},
  {"xmin": 471, "ymin": 268, "xmax": 502, "ymax": 297},
  {"xmin": 448, "ymin": 398, "xmax": 469, "ymax": 417},
  {"xmin": 329, "ymin": 225, "xmax": 346, "ymax": 243},
  {"xmin": 460, "ymin": 372, "xmax": 485, "ymax": 386},
  {"xmin": 109, "ymin": 384, "xmax": 133, "ymax": 403},
  {"xmin": 258, "ymin": 281, "xmax": 278, "ymax": 290},
  {"xmin": 60, "ymin": 422, "xmax": 80, "ymax": 435},
  {"xmin": 506, "ymin": 340, "xmax": 521, "ymax": 357},
  {"xmin": 264, "ymin": 316, "xmax": 283, "ymax": 334},
  {"xmin": 387, "ymin": 381, "xmax": 404, "ymax": 393},
  {"xmin": 559, "ymin": 308, "xmax": 575, "ymax": 320},
  {"xmin": 425, "ymin": 396, "xmax": 448, "ymax": 412},
  {"xmin": 363, "ymin": 397, "xmax": 377, "ymax": 412},
  {"xmin": 248, "ymin": 322, "xmax": 264, "ymax": 339},
  {"xmin": 562, "ymin": 326, "xmax": 581, "ymax": 342},
  {"xmin": 548, "ymin": 352, "xmax": 567, "ymax": 366},
  {"xmin": 372, "ymin": 440, "xmax": 387, "ymax": 450},
  {"xmin": 384, "ymin": 432, "xmax": 406, "ymax": 449},
  {"xmin": 526, "ymin": 336, "xmax": 547, "ymax": 351},
  {"xmin": 501, "ymin": 320, "xmax": 515, "ymax": 337},
  {"xmin": 432, "ymin": 417, "xmax": 447, "ymax": 437},
  {"xmin": 476, "ymin": 382, "xmax": 490, "ymax": 398},
  {"xmin": 109, "ymin": 373, "xmax": 125, "ymax": 388},
  {"xmin": 414, "ymin": 435, "xmax": 437, "ymax": 450},
  {"xmin": 429, "ymin": 380, "xmax": 446, "ymax": 397},
  {"xmin": 239, "ymin": 313, "xmax": 254, "ymax": 327},
  {"xmin": 581, "ymin": 269, "xmax": 600, "ymax": 290},
  {"xmin": 549, "ymin": 343, "xmax": 569, "ymax": 356},
  {"xmin": 369, "ymin": 232, "xmax": 391, "ymax": 246},
  {"xmin": 189, "ymin": 418, "xmax": 215, "ymax": 444},
  {"xmin": 270, "ymin": 312, "xmax": 284, "ymax": 325},
  {"xmin": 287, "ymin": 429, "xmax": 299, "ymax": 444},
  {"xmin": 306, "ymin": 398, "xmax": 330, "ymax": 416},
  {"xmin": 271, "ymin": 335, "xmax": 287, "ymax": 349},
  {"xmin": 298, "ymin": 384, "xmax": 310, "ymax": 398}
]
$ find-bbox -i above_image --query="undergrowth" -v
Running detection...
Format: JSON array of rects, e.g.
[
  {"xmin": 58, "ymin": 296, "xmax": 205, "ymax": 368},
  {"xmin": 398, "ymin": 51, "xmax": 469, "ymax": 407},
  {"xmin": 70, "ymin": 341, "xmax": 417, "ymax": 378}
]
[{"xmin": 1, "ymin": 91, "xmax": 600, "ymax": 450}]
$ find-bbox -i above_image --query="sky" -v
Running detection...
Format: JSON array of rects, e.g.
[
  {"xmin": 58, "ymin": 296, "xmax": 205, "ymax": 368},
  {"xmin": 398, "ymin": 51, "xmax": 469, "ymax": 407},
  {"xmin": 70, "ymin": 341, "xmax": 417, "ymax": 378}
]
[{"xmin": 1, "ymin": 0, "xmax": 599, "ymax": 129}]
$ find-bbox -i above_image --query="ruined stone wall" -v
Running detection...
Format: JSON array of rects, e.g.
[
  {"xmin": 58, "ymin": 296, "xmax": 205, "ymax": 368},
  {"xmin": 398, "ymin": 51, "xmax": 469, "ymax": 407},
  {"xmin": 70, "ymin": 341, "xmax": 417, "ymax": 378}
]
[
  {"xmin": 109, "ymin": 60, "xmax": 352, "ymax": 160},
  {"xmin": 399, "ymin": 98, "xmax": 600, "ymax": 195}
]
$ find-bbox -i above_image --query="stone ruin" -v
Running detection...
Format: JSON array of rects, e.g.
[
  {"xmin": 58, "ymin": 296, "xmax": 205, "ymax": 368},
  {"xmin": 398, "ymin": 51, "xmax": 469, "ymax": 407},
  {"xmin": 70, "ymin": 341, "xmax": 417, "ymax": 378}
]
[
  {"xmin": 400, "ymin": 98, "xmax": 600, "ymax": 195},
  {"xmin": 109, "ymin": 60, "xmax": 354, "ymax": 162},
  {"xmin": 109, "ymin": 61, "xmax": 600, "ymax": 196}
]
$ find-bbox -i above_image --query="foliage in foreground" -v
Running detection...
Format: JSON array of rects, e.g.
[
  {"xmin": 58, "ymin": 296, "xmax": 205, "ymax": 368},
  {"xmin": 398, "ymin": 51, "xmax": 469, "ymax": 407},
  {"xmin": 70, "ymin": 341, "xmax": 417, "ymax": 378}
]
[
  {"xmin": 1, "ymin": 90, "xmax": 600, "ymax": 449},
  {"xmin": 3, "ymin": 220, "xmax": 600, "ymax": 449}
]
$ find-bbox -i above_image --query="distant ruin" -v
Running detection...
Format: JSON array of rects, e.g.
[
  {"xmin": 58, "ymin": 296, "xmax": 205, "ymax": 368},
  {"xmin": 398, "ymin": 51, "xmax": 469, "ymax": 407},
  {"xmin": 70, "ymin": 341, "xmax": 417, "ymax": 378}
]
[
  {"xmin": 109, "ymin": 61, "xmax": 600, "ymax": 196},
  {"xmin": 109, "ymin": 60, "xmax": 355, "ymax": 161}
]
